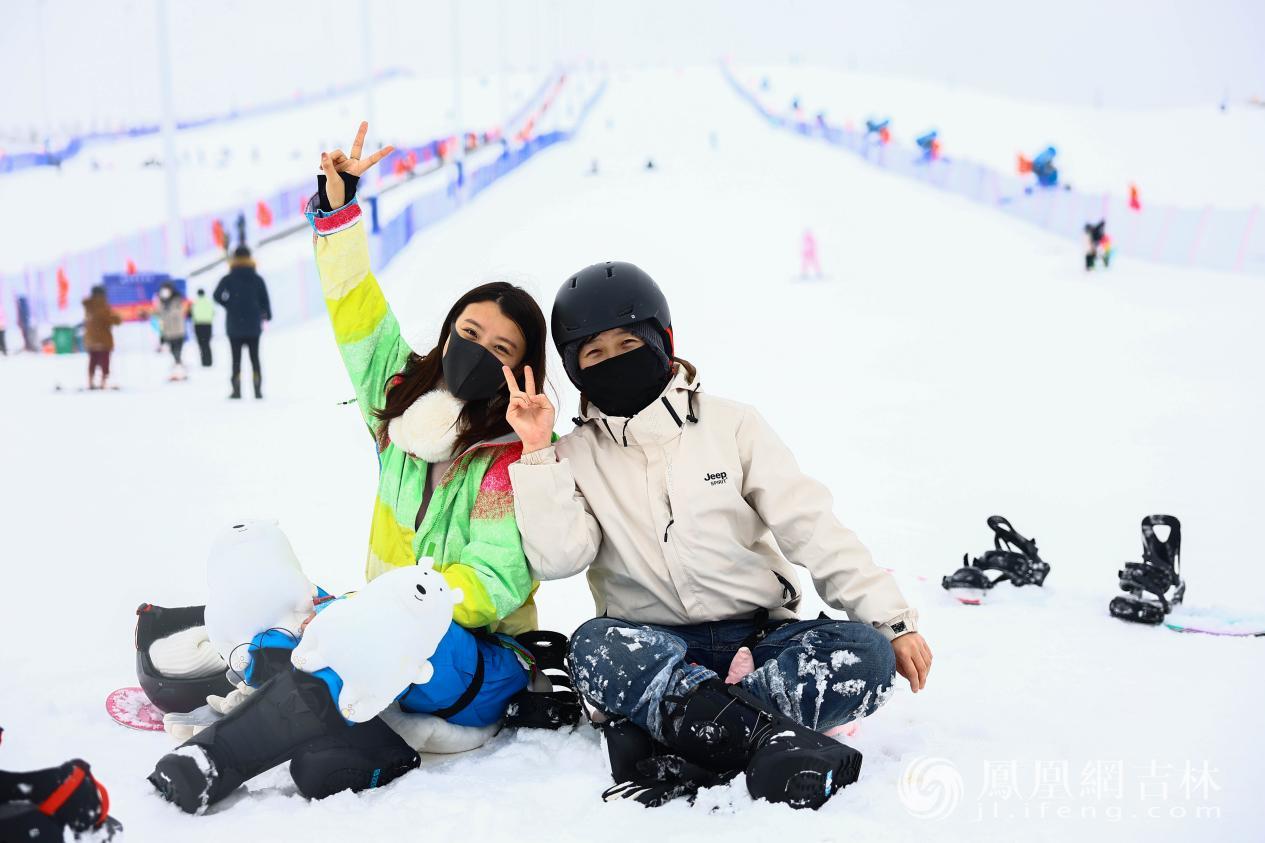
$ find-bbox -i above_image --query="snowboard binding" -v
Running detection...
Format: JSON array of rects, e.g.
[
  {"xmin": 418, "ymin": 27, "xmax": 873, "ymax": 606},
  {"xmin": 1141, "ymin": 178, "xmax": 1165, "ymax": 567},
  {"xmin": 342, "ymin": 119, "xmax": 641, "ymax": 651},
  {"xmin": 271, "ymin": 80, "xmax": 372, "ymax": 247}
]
[
  {"xmin": 942, "ymin": 516, "xmax": 1051, "ymax": 598},
  {"xmin": 505, "ymin": 631, "xmax": 582, "ymax": 730},
  {"xmin": 0, "ymin": 729, "xmax": 122, "ymax": 840},
  {"xmin": 1109, "ymin": 515, "xmax": 1185, "ymax": 625},
  {"xmin": 135, "ymin": 603, "xmax": 235, "ymax": 714}
]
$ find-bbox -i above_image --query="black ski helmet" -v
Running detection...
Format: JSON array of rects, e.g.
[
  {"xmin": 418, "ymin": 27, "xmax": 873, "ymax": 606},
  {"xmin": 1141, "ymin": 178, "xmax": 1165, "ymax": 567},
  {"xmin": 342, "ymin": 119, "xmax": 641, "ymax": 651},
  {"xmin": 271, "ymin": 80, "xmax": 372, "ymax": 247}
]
[
  {"xmin": 134, "ymin": 603, "xmax": 234, "ymax": 713},
  {"xmin": 551, "ymin": 261, "xmax": 673, "ymax": 374}
]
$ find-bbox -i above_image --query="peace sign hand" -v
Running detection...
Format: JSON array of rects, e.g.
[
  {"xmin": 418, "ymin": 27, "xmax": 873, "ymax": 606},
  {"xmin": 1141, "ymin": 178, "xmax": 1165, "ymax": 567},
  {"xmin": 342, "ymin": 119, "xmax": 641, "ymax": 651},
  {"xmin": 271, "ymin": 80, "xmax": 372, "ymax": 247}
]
[
  {"xmin": 320, "ymin": 121, "xmax": 395, "ymax": 208},
  {"xmin": 503, "ymin": 365, "xmax": 555, "ymax": 454}
]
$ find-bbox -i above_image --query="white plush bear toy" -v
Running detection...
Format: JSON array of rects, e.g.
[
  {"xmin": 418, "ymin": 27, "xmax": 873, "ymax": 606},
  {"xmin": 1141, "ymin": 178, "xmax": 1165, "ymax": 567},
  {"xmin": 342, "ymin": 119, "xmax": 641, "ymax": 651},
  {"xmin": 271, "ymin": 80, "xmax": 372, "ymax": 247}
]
[
  {"xmin": 291, "ymin": 565, "xmax": 462, "ymax": 723},
  {"xmin": 203, "ymin": 521, "xmax": 315, "ymax": 672}
]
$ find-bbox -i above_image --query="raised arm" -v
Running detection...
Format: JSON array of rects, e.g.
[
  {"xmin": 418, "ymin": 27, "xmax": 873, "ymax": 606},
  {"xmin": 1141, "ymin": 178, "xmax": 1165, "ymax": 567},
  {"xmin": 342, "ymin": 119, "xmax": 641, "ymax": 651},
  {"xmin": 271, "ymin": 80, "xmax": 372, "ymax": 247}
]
[
  {"xmin": 502, "ymin": 365, "xmax": 602, "ymax": 580},
  {"xmin": 308, "ymin": 122, "xmax": 399, "ymax": 433}
]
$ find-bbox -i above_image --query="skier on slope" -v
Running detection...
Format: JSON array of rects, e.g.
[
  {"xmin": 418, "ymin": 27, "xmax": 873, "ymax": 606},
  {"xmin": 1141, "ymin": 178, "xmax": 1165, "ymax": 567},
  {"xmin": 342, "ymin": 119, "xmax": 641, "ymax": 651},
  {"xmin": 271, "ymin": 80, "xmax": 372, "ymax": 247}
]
[
  {"xmin": 501, "ymin": 263, "xmax": 934, "ymax": 809},
  {"xmin": 154, "ymin": 282, "xmax": 188, "ymax": 380},
  {"xmin": 191, "ymin": 288, "xmax": 215, "ymax": 367},
  {"xmin": 1084, "ymin": 220, "xmax": 1112, "ymax": 270},
  {"xmin": 213, "ymin": 246, "xmax": 271, "ymax": 398},
  {"xmin": 147, "ymin": 123, "xmax": 553, "ymax": 814},
  {"xmin": 82, "ymin": 285, "xmax": 121, "ymax": 390}
]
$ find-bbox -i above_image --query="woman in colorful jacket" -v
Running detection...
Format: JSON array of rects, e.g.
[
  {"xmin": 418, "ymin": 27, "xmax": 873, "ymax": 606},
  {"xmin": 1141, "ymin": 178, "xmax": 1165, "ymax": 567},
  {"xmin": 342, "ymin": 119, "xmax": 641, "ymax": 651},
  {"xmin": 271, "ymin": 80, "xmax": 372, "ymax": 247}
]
[
  {"xmin": 502, "ymin": 262, "xmax": 935, "ymax": 809},
  {"xmin": 149, "ymin": 123, "xmax": 547, "ymax": 814}
]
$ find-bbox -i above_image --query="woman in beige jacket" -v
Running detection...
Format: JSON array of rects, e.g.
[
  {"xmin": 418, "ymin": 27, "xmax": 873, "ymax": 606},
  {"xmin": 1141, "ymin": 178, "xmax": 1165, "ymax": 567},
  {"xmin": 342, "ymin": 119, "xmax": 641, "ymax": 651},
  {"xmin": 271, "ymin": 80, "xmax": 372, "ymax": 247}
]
[{"xmin": 502, "ymin": 261, "xmax": 933, "ymax": 809}]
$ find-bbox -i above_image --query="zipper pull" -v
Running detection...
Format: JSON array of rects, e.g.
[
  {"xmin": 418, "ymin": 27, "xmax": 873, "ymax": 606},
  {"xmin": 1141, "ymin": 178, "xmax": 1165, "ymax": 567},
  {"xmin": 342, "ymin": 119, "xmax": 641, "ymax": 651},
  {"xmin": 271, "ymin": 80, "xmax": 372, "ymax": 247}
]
[{"xmin": 663, "ymin": 519, "xmax": 675, "ymax": 542}]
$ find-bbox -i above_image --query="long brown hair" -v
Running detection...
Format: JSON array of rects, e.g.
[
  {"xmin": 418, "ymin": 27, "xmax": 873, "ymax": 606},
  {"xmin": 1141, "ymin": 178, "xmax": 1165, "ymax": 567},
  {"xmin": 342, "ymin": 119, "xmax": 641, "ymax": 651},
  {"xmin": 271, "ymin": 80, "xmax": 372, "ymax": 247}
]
[{"xmin": 374, "ymin": 282, "xmax": 547, "ymax": 455}]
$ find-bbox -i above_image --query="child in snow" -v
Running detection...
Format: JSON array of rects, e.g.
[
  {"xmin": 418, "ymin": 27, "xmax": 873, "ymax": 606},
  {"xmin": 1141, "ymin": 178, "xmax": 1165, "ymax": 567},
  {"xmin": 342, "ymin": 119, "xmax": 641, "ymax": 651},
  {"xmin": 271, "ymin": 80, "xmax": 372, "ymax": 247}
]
[
  {"xmin": 502, "ymin": 262, "xmax": 933, "ymax": 808},
  {"xmin": 191, "ymin": 288, "xmax": 215, "ymax": 367},
  {"xmin": 149, "ymin": 123, "xmax": 550, "ymax": 813},
  {"xmin": 154, "ymin": 282, "xmax": 188, "ymax": 378},
  {"xmin": 800, "ymin": 228, "xmax": 822, "ymax": 279},
  {"xmin": 82, "ymin": 286, "xmax": 121, "ymax": 390},
  {"xmin": 1084, "ymin": 220, "xmax": 1112, "ymax": 270}
]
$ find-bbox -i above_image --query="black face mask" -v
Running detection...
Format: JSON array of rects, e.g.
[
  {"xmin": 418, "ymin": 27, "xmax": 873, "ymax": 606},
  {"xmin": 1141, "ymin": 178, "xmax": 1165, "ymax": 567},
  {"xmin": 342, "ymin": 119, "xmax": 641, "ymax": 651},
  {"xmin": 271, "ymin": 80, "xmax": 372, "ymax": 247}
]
[
  {"xmin": 579, "ymin": 344, "xmax": 671, "ymax": 417},
  {"xmin": 442, "ymin": 328, "xmax": 506, "ymax": 401}
]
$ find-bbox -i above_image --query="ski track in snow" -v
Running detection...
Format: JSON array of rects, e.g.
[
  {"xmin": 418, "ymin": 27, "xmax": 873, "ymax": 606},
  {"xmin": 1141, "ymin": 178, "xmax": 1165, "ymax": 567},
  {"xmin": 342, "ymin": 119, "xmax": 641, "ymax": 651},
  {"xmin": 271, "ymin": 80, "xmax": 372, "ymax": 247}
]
[{"xmin": 2, "ymin": 67, "xmax": 1263, "ymax": 842}]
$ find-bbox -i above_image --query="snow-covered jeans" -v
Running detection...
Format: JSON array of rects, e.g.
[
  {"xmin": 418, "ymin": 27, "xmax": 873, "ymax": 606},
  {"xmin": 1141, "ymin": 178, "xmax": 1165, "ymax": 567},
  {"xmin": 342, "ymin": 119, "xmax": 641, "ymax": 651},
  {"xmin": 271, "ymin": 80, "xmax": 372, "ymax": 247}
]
[{"xmin": 569, "ymin": 616, "xmax": 897, "ymax": 742}]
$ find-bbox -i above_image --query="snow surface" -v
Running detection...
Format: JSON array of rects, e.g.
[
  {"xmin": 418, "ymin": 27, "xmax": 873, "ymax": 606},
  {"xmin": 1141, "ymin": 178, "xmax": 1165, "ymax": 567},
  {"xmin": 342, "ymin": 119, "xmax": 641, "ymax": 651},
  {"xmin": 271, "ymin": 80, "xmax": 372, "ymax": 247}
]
[
  {"xmin": 2, "ymin": 66, "xmax": 1263, "ymax": 841},
  {"xmin": 739, "ymin": 64, "xmax": 1265, "ymax": 208}
]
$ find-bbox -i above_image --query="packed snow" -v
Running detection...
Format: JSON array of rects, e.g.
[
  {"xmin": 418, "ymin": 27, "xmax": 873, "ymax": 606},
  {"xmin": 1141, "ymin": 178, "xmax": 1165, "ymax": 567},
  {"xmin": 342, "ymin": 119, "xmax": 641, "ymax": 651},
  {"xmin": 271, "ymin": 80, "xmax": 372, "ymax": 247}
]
[{"xmin": 1, "ymin": 66, "xmax": 1262, "ymax": 842}]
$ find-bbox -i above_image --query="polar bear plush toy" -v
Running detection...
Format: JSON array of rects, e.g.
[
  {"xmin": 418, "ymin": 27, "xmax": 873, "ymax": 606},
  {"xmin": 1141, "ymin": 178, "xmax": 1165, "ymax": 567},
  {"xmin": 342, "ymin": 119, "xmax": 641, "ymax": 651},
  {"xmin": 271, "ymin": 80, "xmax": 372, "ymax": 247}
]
[
  {"xmin": 204, "ymin": 521, "xmax": 315, "ymax": 672},
  {"xmin": 291, "ymin": 565, "xmax": 462, "ymax": 723}
]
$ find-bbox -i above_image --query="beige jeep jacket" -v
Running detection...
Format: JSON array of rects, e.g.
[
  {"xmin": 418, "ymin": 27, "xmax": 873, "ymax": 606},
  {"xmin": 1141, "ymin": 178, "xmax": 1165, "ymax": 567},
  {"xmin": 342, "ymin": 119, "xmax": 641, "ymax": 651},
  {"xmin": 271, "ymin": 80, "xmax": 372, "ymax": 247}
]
[{"xmin": 509, "ymin": 367, "xmax": 918, "ymax": 641}]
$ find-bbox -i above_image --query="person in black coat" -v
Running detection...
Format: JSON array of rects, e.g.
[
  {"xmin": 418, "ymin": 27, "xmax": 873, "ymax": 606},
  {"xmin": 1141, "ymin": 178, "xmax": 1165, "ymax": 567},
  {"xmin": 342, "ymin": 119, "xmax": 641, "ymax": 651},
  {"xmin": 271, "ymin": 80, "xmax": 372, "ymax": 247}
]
[{"xmin": 213, "ymin": 246, "xmax": 272, "ymax": 399}]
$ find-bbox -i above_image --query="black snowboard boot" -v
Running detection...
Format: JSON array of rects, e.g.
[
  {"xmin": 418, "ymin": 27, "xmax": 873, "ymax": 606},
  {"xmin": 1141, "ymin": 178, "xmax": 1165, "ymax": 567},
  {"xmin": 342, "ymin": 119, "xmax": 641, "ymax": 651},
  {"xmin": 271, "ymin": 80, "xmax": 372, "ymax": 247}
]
[
  {"xmin": 288, "ymin": 716, "xmax": 419, "ymax": 800},
  {"xmin": 252, "ymin": 372, "xmax": 262, "ymax": 399},
  {"xmin": 598, "ymin": 717, "xmax": 732, "ymax": 806},
  {"xmin": 148, "ymin": 670, "xmax": 344, "ymax": 814},
  {"xmin": 664, "ymin": 679, "xmax": 862, "ymax": 809},
  {"xmin": 229, "ymin": 375, "xmax": 241, "ymax": 400}
]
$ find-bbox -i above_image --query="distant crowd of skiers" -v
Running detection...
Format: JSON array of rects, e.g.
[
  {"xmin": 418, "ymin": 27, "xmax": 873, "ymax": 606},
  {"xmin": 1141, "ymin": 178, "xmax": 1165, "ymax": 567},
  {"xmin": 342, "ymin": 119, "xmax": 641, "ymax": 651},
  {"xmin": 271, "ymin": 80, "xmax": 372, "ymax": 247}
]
[{"xmin": 78, "ymin": 246, "xmax": 271, "ymax": 396}]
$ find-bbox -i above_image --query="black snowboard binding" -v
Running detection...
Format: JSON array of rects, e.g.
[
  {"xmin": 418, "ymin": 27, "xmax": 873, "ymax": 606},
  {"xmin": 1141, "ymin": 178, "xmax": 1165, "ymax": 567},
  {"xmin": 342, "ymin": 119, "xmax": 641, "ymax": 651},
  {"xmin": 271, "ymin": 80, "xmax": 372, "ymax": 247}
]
[
  {"xmin": 942, "ymin": 515, "xmax": 1051, "ymax": 597},
  {"xmin": 134, "ymin": 602, "xmax": 235, "ymax": 714},
  {"xmin": 288, "ymin": 716, "xmax": 419, "ymax": 801},
  {"xmin": 0, "ymin": 729, "xmax": 122, "ymax": 840},
  {"xmin": 148, "ymin": 669, "xmax": 346, "ymax": 814},
  {"xmin": 1109, "ymin": 515, "xmax": 1185, "ymax": 625},
  {"xmin": 662, "ymin": 679, "xmax": 863, "ymax": 810},
  {"xmin": 505, "ymin": 631, "xmax": 582, "ymax": 730}
]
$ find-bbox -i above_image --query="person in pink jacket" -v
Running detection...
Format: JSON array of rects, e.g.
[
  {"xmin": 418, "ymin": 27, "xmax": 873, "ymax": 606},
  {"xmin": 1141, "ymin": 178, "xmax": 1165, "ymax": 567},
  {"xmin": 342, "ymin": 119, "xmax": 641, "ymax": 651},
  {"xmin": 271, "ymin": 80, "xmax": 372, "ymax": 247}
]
[{"xmin": 502, "ymin": 261, "xmax": 932, "ymax": 809}]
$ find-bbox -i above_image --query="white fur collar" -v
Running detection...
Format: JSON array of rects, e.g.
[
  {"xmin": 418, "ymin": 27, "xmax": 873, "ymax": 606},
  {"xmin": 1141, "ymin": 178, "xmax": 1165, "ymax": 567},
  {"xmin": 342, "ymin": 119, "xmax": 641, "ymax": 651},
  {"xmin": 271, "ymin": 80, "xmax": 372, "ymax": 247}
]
[{"xmin": 387, "ymin": 388, "xmax": 464, "ymax": 462}]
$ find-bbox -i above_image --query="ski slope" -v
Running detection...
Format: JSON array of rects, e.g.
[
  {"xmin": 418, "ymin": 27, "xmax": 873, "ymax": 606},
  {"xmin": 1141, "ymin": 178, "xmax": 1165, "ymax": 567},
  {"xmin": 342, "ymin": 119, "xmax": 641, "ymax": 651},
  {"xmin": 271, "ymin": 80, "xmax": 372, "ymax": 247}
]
[
  {"xmin": 1, "ymin": 66, "xmax": 1262, "ymax": 842},
  {"xmin": 740, "ymin": 64, "xmax": 1265, "ymax": 208},
  {"xmin": 0, "ymin": 70, "xmax": 551, "ymax": 274}
]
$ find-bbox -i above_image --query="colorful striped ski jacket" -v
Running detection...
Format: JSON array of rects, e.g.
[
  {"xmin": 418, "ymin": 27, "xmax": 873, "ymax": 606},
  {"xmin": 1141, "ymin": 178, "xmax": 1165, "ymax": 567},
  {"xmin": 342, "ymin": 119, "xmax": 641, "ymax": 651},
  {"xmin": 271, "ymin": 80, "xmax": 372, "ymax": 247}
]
[{"xmin": 309, "ymin": 198, "xmax": 537, "ymax": 636}]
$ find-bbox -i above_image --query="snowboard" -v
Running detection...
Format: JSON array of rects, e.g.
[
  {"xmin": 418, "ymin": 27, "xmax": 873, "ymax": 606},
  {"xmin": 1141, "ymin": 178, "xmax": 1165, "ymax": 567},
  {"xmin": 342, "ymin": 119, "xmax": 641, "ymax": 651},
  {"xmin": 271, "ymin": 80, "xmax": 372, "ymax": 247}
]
[
  {"xmin": 886, "ymin": 567, "xmax": 984, "ymax": 605},
  {"xmin": 1163, "ymin": 607, "xmax": 1265, "ymax": 637},
  {"xmin": 53, "ymin": 385, "xmax": 123, "ymax": 393},
  {"xmin": 106, "ymin": 687, "xmax": 165, "ymax": 731}
]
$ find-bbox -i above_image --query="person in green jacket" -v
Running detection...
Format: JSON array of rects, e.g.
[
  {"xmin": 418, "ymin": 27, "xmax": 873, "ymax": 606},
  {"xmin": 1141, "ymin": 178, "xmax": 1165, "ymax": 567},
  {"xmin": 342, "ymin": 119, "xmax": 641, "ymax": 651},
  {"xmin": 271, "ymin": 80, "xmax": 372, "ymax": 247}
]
[
  {"xmin": 191, "ymin": 288, "xmax": 215, "ymax": 367},
  {"xmin": 148, "ymin": 123, "xmax": 554, "ymax": 813}
]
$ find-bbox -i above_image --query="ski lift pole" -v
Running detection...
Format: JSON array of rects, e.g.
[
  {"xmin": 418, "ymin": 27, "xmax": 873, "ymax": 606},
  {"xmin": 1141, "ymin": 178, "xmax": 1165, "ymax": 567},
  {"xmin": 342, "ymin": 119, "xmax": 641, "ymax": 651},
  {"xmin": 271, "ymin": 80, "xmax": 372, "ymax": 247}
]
[{"xmin": 155, "ymin": 0, "xmax": 184, "ymax": 274}]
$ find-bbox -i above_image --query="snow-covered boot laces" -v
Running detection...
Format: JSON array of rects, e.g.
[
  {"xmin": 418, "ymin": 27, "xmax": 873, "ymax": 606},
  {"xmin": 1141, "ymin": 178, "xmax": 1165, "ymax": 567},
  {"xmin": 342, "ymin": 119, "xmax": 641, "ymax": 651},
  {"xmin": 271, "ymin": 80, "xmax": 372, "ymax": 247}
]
[
  {"xmin": 148, "ymin": 670, "xmax": 345, "ymax": 814},
  {"xmin": 1109, "ymin": 514, "xmax": 1185, "ymax": 625},
  {"xmin": 663, "ymin": 679, "xmax": 862, "ymax": 809}
]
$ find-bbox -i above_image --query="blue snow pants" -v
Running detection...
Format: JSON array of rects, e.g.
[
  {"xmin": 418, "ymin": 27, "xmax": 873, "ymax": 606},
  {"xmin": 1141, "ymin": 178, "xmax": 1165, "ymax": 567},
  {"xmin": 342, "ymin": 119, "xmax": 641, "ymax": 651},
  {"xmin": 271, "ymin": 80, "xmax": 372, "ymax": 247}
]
[{"xmin": 569, "ymin": 616, "xmax": 897, "ymax": 742}]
